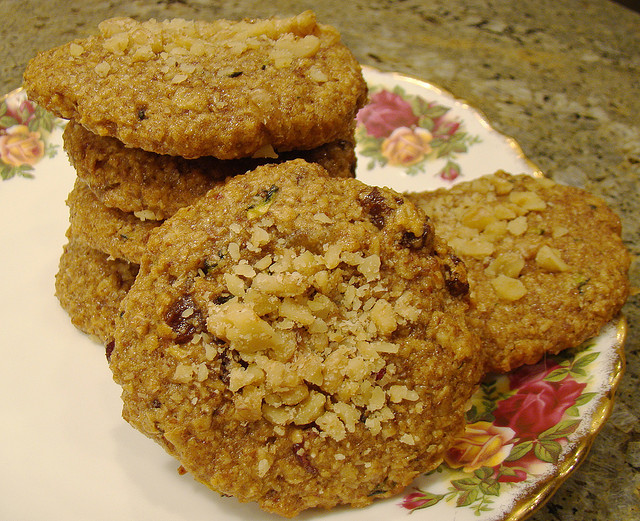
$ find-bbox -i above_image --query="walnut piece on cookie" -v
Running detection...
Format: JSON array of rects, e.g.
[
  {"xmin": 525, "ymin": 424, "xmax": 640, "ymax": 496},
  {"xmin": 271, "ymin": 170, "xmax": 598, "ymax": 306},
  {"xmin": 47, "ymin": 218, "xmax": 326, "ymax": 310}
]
[
  {"xmin": 23, "ymin": 11, "xmax": 367, "ymax": 159},
  {"xmin": 408, "ymin": 171, "xmax": 630, "ymax": 373},
  {"xmin": 110, "ymin": 159, "xmax": 483, "ymax": 517}
]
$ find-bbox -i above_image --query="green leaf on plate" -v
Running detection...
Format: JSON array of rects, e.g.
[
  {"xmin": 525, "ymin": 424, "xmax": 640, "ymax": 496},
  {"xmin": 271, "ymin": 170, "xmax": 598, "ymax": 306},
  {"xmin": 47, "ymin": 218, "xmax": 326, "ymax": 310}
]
[
  {"xmin": 534, "ymin": 439, "xmax": 563, "ymax": 463},
  {"xmin": 506, "ymin": 440, "xmax": 534, "ymax": 461},
  {"xmin": 539, "ymin": 419, "xmax": 581, "ymax": 441}
]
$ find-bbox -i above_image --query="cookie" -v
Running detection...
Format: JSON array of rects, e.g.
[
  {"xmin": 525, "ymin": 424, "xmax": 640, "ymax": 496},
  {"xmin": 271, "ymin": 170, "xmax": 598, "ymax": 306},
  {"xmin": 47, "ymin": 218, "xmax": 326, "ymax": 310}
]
[
  {"xmin": 63, "ymin": 119, "xmax": 356, "ymax": 220},
  {"xmin": 109, "ymin": 160, "xmax": 483, "ymax": 517},
  {"xmin": 23, "ymin": 12, "xmax": 367, "ymax": 159},
  {"xmin": 67, "ymin": 179, "xmax": 161, "ymax": 264},
  {"xmin": 55, "ymin": 237, "xmax": 139, "ymax": 345},
  {"xmin": 408, "ymin": 171, "xmax": 630, "ymax": 373}
]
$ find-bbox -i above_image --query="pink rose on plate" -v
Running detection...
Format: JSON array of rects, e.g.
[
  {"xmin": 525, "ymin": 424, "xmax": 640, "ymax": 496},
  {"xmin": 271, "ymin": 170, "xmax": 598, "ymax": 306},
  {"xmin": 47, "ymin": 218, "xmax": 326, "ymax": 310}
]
[
  {"xmin": 400, "ymin": 491, "xmax": 432, "ymax": 510},
  {"xmin": 492, "ymin": 367, "xmax": 586, "ymax": 440},
  {"xmin": 432, "ymin": 116, "xmax": 461, "ymax": 140},
  {"xmin": 0, "ymin": 125, "xmax": 45, "ymax": 167},
  {"xmin": 438, "ymin": 161, "xmax": 461, "ymax": 181},
  {"xmin": 381, "ymin": 126, "xmax": 433, "ymax": 166},
  {"xmin": 357, "ymin": 90, "xmax": 419, "ymax": 138},
  {"xmin": 4, "ymin": 97, "xmax": 38, "ymax": 127}
]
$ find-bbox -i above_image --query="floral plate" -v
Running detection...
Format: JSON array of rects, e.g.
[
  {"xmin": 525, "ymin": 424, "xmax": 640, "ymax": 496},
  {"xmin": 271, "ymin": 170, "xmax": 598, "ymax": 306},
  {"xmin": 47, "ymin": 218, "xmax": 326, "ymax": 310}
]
[{"xmin": 0, "ymin": 67, "xmax": 625, "ymax": 521}]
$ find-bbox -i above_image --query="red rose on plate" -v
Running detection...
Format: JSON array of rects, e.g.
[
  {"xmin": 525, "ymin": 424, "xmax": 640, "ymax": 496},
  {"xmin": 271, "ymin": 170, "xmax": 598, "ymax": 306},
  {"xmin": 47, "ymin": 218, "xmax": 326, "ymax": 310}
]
[
  {"xmin": 492, "ymin": 366, "xmax": 586, "ymax": 440},
  {"xmin": 438, "ymin": 161, "xmax": 461, "ymax": 181},
  {"xmin": 357, "ymin": 90, "xmax": 419, "ymax": 138},
  {"xmin": 400, "ymin": 491, "xmax": 432, "ymax": 510},
  {"xmin": 3, "ymin": 96, "xmax": 38, "ymax": 127},
  {"xmin": 432, "ymin": 116, "xmax": 461, "ymax": 140}
]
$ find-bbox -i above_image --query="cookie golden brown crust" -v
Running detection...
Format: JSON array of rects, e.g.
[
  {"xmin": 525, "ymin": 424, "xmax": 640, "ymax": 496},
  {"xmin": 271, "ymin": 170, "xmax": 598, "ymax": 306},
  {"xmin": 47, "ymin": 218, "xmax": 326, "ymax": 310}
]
[
  {"xmin": 67, "ymin": 179, "xmax": 161, "ymax": 264},
  {"xmin": 110, "ymin": 160, "xmax": 483, "ymax": 517},
  {"xmin": 24, "ymin": 12, "xmax": 367, "ymax": 159},
  {"xmin": 63, "ymin": 120, "xmax": 356, "ymax": 220},
  {"xmin": 408, "ymin": 171, "xmax": 630, "ymax": 373},
  {"xmin": 55, "ymin": 237, "xmax": 139, "ymax": 345}
]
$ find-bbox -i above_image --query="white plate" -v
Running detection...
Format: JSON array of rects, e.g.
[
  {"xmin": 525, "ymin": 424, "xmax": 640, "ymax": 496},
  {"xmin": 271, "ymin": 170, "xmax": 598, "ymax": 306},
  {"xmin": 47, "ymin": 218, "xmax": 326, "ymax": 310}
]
[{"xmin": 0, "ymin": 67, "xmax": 625, "ymax": 521}]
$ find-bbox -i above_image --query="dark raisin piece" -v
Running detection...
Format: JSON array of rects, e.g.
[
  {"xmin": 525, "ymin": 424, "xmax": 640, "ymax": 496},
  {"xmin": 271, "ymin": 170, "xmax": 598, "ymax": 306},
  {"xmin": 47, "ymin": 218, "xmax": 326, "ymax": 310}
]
[
  {"xmin": 399, "ymin": 221, "xmax": 434, "ymax": 250},
  {"xmin": 292, "ymin": 443, "xmax": 318, "ymax": 476},
  {"xmin": 105, "ymin": 340, "xmax": 114, "ymax": 361},
  {"xmin": 442, "ymin": 255, "xmax": 469, "ymax": 297},
  {"xmin": 137, "ymin": 107, "xmax": 147, "ymax": 120},
  {"xmin": 359, "ymin": 187, "xmax": 390, "ymax": 229},
  {"xmin": 219, "ymin": 351, "xmax": 231, "ymax": 385},
  {"xmin": 228, "ymin": 71, "xmax": 243, "ymax": 78},
  {"xmin": 214, "ymin": 294, "xmax": 234, "ymax": 305},
  {"xmin": 164, "ymin": 295, "xmax": 204, "ymax": 344}
]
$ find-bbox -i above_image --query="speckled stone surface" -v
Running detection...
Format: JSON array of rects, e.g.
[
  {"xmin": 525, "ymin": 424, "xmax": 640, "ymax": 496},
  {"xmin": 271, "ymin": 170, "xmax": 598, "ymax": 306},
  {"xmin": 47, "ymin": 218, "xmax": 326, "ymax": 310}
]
[{"xmin": 2, "ymin": 0, "xmax": 638, "ymax": 519}]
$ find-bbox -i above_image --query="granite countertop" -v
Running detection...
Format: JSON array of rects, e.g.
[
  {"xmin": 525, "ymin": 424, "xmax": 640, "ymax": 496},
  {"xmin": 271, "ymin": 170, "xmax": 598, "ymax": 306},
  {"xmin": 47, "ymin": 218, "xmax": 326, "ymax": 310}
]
[{"xmin": 1, "ymin": 0, "xmax": 638, "ymax": 519}]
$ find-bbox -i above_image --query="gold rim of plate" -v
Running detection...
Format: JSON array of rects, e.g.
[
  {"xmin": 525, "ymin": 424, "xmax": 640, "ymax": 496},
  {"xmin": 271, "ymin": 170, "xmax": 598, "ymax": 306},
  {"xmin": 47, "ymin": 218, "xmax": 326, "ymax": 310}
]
[{"xmin": 503, "ymin": 315, "xmax": 626, "ymax": 521}]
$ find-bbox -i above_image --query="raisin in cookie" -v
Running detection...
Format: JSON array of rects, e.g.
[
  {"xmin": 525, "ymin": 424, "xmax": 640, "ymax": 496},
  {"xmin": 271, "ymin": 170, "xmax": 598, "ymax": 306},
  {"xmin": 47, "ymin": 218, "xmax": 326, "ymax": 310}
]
[
  {"xmin": 24, "ymin": 12, "xmax": 367, "ymax": 159},
  {"xmin": 110, "ymin": 159, "xmax": 483, "ymax": 517},
  {"xmin": 408, "ymin": 171, "xmax": 630, "ymax": 373}
]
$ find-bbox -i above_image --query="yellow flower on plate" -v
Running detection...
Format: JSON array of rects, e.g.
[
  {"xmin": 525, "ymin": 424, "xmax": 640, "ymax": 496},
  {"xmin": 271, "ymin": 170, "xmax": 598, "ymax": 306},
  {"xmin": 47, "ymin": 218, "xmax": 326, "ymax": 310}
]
[
  {"xmin": 444, "ymin": 420, "xmax": 516, "ymax": 472},
  {"xmin": 0, "ymin": 125, "xmax": 45, "ymax": 167},
  {"xmin": 381, "ymin": 126, "xmax": 433, "ymax": 166}
]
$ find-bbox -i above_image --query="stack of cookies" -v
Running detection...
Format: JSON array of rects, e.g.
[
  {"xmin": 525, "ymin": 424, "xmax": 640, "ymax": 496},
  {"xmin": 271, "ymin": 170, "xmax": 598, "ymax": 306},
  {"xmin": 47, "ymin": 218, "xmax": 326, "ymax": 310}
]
[
  {"xmin": 24, "ymin": 11, "xmax": 367, "ymax": 345},
  {"xmin": 22, "ymin": 10, "xmax": 631, "ymax": 520},
  {"xmin": 23, "ymin": 13, "xmax": 489, "ymax": 516}
]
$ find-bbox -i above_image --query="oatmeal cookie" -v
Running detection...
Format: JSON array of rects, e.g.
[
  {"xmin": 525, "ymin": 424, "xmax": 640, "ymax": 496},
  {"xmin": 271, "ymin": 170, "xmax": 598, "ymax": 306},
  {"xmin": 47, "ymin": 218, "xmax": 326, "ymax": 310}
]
[
  {"xmin": 55, "ymin": 237, "xmax": 139, "ymax": 345},
  {"xmin": 67, "ymin": 179, "xmax": 161, "ymax": 264},
  {"xmin": 63, "ymin": 119, "xmax": 356, "ymax": 220},
  {"xmin": 110, "ymin": 160, "xmax": 483, "ymax": 517},
  {"xmin": 408, "ymin": 171, "xmax": 630, "ymax": 373},
  {"xmin": 23, "ymin": 12, "xmax": 367, "ymax": 159}
]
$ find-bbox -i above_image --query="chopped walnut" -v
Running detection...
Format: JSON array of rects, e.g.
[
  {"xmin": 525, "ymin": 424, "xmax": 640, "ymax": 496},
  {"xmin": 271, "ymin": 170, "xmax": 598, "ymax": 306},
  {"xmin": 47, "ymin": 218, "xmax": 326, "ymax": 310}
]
[
  {"xmin": 97, "ymin": 12, "xmax": 323, "ymax": 76},
  {"xmin": 535, "ymin": 245, "xmax": 571, "ymax": 272},
  {"xmin": 203, "ymin": 214, "xmax": 424, "ymax": 441},
  {"xmin": 491, "ymin": 274, "xmax": 527, "ymax": 301},
  {"xmin": 69, "ymin": 43, "xmax": 85, "ymax": 57},
  {"xmin": 485, "ymin": 252, "xmax": 525, "ymax": 279},
  {"xmin": 508, "ymin": 190, "xmax": 547, "ymax": 212}
]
